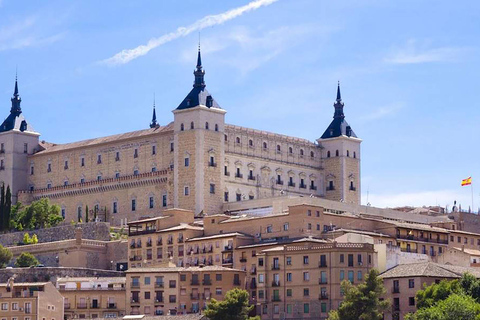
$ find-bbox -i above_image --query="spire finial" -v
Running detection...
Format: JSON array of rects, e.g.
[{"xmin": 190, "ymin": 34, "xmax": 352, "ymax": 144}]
[
  {"xmin": 336, "ymin": 81, "xmax": 341, "ymax": 102},
  {"xmin": 150, "ymin": 92, "xmax": 158, "ymax": 128},
  {"xmin": 193, "ymin": 42, "xmax": 205, "ymax": 88}
]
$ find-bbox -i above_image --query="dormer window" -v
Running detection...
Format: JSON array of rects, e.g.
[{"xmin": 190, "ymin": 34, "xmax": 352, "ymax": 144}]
[
  {"xmin": 186, "ymin": 99, "xmax": 191, "ymax": 107},
  {"xmin": 206, "ymin": 95, "xmax": 213, "ymax": 107}
]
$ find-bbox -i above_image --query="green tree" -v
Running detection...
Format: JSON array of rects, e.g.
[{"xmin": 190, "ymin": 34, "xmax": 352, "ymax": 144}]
[
  {"xmin": 4, "ymin": 186, "xmax": 11, "ymax": 231},
  {"xmin": 204, "ymin": 288, "xmax": 258, "ymax": 320},
  {"xmin": 406, "ymin": 294, "xmax": 480, "ymax": 320},
  {"xmin": 0, "ymin": 184, "xmax": 4, "ymax": 231},
  {"xmin": 415, "ymin": 278, "xmax": 461, "ymax": 309},
  {"xmin": 14, "ymin": 252, "xmax": 39, "ymax": 267},
  {"xmin": 328, "ymin": 269, "xmax": 390, "ymax": 320},
  {"xmin": 0, "ymin": 244, "xmax": 12, "ymax": 268},
  {"xmin": 11, "ymin": 198, "xmax": 63, "ymax": 230}
]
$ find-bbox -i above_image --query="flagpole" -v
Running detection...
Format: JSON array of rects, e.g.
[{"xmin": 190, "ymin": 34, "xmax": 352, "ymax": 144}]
[{"xmin": 472, "ymin": 182, "xmax": 475, "ymax": 214}]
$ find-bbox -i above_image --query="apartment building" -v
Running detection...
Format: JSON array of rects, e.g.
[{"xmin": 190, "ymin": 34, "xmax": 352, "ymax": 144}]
[
  {"xmin": 0, "ymin": 280, "xmax": 63, "ymax": 320},
  {"xmin": 125, "ymin": 266, "xmax": 245, "ymax": 316},
  {"xmin": 56, "ymin": 277, "xmax": 126, "ymax": 319}
]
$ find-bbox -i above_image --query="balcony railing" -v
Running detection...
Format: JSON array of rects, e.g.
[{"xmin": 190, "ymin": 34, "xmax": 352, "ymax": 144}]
[
  {"xmin": 154, "ymin": 297, "xmax": 163, "ymax": 304},
  {"xmin": 272, "ymin": 264, "xmax": 280, "ymax": 270},
  {"xmin": 155, "ymin": 282, "xmax": 164, "ymax": 288},
  {"xmin": 310, "ymin": 185, "xmax": 317, "ymax": 190},
  {"xmin": 392, "ymin": 287, "xmax": 400, "ymax": 294},
  {"xmin": 319, "ymin": 279, "xmax": 328, "ymax": 284},
  {"xmin": 222, "ymin": 258, "xmax": 233, "ymax": 264},
  {"xmin": 209, "ymin": 162, "xmax": 217, "ymax": 167},
  {"xmin": 250, "ymin": 267, "xmax": 257, "ymax": 275},
  {"xmin": 319, "ymin": 262, "xmax": 328, "ymax": 268},
  {"xmin": 326, "ymin": 186, "xmax": 335, "ymax": 191},
  {"xmin": 235, "ymin": 173, "xmax": 243, "ymax": 178},
  {"xmin": 234, "ymin": 280, "xmax": 241, "ymax": 286},
  {"xmin": 319, "ymin": 293, "xmax": 329, "ymax": 300},
  {"xmin": 107, "ymin": 303, "xmax": 117, "ymax": 309},
  {"xmin": 248, "ymin": 176, "xmax": 256, "ymax": 181},
  {"xmin": 202, "ymin": 279, "xmax": 212, "ymax": 286},
  {"xmin": 131, "ymin": 282, "xmax": 140, "ymax": 288},
  {"xmin": 272, "ymin": 296, "xmax": 281, "ymax": 302},
  {"xmin": 191, "ymin": 280, "xmax": 200, "ymax": 285},
  {"xmin": 288, "ymin": 182, "xmax": 295, "ymax": 187},
  {"xmin": 272, "ymin": 281, "xmax": 280, "ymax": 287},
  {"xmin": 397, "ymin": 234, "xmax": 448, "ymax": 244},
  {"xmin": 224, "ymin": 245, "xmax": 233, "ymax": 251},
  {"xmin": 190, "ymin": 293, "xmax": 199, "ymax": 300},
  {"xmin": 77, "ymin": 303, "xmax": 88, "ymax": 309},
  {"xmin": 240, "ymin": 257, "xmax": 247, "ymax": 263},
  {"xmin": 90, "ymin": 304, "xmax": 100, "ymax": 309},
  {"xmin": 131, "ymin": 298, "xmax": 140, "ymax": 304},
  {"xmin": 276, "ymin": 180, "xmax": 284, "ymax": 185}
]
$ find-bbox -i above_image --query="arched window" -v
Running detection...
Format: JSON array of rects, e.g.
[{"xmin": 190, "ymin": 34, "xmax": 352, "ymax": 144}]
[
  {"xmin": 236, "ymin": 137, "xmax": 241, "ymax": 144},
  {"xmin": 310, "ymin": 151, "xmax": 315, "ymax": 158},
  {"xmin": 277, "ymin": 145, "xmax": 281, "ymax": 152},
  {"xmin": 354, "ymin": 152, "xmax": 356, "ymax": 158},
  {"xmin": 224, "ymin": 135, "xmax": 228, "ymax": 142},
  {"xmin": 289, "ymin": 147, "xmax": 293, "ymax": 154},
  {"xmin": 327, "ymin": 151, "xmax": 331, "ymax": 158},
  {"xmin": 205, "ymin": 122, "xmax": 209, "ymax": 130},
  {"xmin": 263, "ymin": 142, "xmax": 268, "ymax": 149},
  {"xmin": 190, "ymin": 122, "xmax": 194, "ymax": 129},
  {"xmin": 249, "ymin": 139, "xmax": 253, "ymax": 147},
  {"xmin": 347, "ymin": 150, "xmax": 350, "ymax": 157},
  {"xmin": 300, "ymin": 149, "xmax": 304, "ymax": 156},
  {"xmin": 215, "ymin": 124, "xmax": 219, "ymax": 132},
  {"xmin": 335, "ymin": 150, "xmax": 339, "ymax": 157},
  {"xmin": 180, "ymin": 123, "xmax": 184, "ymax": 131}
]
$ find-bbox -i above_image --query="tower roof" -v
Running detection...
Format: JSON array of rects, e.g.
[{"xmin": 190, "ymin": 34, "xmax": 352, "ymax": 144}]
[
  {"xmin": 0, "ymin": 76, "xmax": 35, "ymax": 133},
  {"xmin": 149, "ymin": 95, "xmax": 158, "ymax": 128},
  {"xmin": 320, "ymin": 82, "xmax": 357, "ymax": 139},
  {"xmin": 176, "ymin": 46, "xmax": 220, "ymax": 110}
]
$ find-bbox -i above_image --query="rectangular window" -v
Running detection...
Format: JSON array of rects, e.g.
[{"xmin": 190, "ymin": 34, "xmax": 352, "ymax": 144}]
[
  {"xmin": 340, "ymin": 270, "xmax": 344, "ymax": 281},
  {"xmin": 409, "ymin": 297, "xmax": 415, "ymax": 306},
  {"xmin": 152, "ymin": 145, "xmax": 156, "ymax": 155},
  {"xmin": 185, "ymin": 157, "xmax": 189, "ymax": 167},
  {"xmin": 97, "ymin": 154, "xmax": 102, "ymax": 164},
  {"xmin": 357, "ymin": 271, "xmax": 362, "ymax": 281},
  {"xmin": 303, "ymin": 256, "xmax": 309, "ymax": 264},
  {"xmin": 224, "ymin": 191, "xmax": 229, "ymax": 202},
  {"xmin": 303, "ymin": 288, "xmax": 309, "ymax": 296},
  {"xmin": 348, "ymin": 271, "xmax": 354, "ymax": 283},
  {"xmin": 113, "ymin": 202, "xmax": 117, "ymax": 214},
  {"xmin": 162, "ymin": 194, "xmax": 167, "ymax": 207},
  {"xmin": 321, "ymin": 302, "xmax": 327, "ymax": 313},
  {"xmin": 149, "ymin": 196, "xmax": 154, "ymax": 209},
  {"xmin": 409, "ymin": 279, "xmax": 415, "ymax": 288},
  {"xmin": 303, "ymin": 303, "xmax": 309, "ymax": 314},
  {"xmin": 144, "ymin": 277, "xmax": 151, "ymax": 285},
  {"xmin": 286, "ymin": 289, "xmax": 292, "ymax": 297},
  {"xmin": 286, "ymin": 257, "xmax": 291, "ymax": 265},
  {"xmin": 184, "ymin": 186, "xmax": 189, "ymax": 196},
  {"xmin": 303, "ymin": 272, "xmax": 310, "ymax": 281},
  {"xmin": 170, "ymin": 142, "xmax": 174, "ymax": 152},
  {"xmin": 131, "ymin": 199, "xmax": 136, "ymax": 211},
  {"xmin": 210, "ymin": 183, "xmax": 215, "ymax": 194},
  {"xmin": 216, "ymin": 274, "xmax": 222, "ymax": 281},
  {"xmin": 24, "ymin": 143, "xmax": 28, "ymax": 153},
  {"xmin": 340, "ymin": 254, "xmax": 344, "ymax": 263},
  {"xmin": 266, "ymin": 225, "xmax": 273, "ymax": 233},
  {"xmin": 134, "ymin": 149, "xmax": 138, "ymax": 158},
  {"xmin": 348, "ymin": 254, "xmax": 354, "ymax": 267},
  {"xmin": 284, "ymin": 223, "xmax": 289, "ymax": 231},
  {"xmin": 30, "ymin": 165, "xmax": 34, "ymax": 175},
  {"xmin": 320, "ymin": 271, "xmax": 327, "ymax": 284}
]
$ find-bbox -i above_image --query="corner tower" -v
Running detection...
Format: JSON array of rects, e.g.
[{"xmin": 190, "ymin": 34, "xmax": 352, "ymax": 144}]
[
  {"xmin": 0, "ymin": 76, "xmax": 40, "ymax": 203},
  {"xmin": 172, "ymin": 47, "xmax": 226, "ymax": 215},
  {"xmin": 317, "ymin": 83, "xmax": 361, "ymax": 204}
]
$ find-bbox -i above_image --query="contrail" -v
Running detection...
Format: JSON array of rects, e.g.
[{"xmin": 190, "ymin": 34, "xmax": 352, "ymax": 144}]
[{"xmin": 101, "ymin": 0, "xmax": 279, "ymax": 66}]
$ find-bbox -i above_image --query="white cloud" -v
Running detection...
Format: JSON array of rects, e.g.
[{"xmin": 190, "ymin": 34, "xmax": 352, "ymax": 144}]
[
  {"xmin": 363, "ymin": 189, "xmax": 477, "ymax": 211},
  {"xmin": 385, "ymin": 39, "xmax": 467, "ymax": 64},
  {"xmin": 101, "ymin": 0, "xmax": 279, "ymax": 66},
  {"xmin": 359, "ymin": 102, "xmax": 403, "ymax": 122}
]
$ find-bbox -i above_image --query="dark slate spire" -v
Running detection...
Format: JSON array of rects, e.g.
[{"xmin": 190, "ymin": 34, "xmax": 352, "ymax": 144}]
[
  {"xmin": 10, "ymin": 74, "xmax": 22, "ymax": 115},
  {"xmin": 193, "ymin": 45, "xmax": 205, "ymax": 88},
  {"xmin": 176, "ymin": 45, "xmax": 220, "ymax": 110},
  {"xmin": 320, "ymin": 82, "xmax": 357, "ymax": 139},
  {"xmin": 150, "ymin": 94, "xmax": 158, "ymax": 128}
]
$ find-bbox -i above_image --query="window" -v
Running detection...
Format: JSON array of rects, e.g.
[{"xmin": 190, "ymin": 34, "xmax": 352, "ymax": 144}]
[
  {"xmin": 357, "ymin": 271, "xmax": 362, "ymax": 281},
  {"xmin": 263, "ymin": 142, "xmax": 267, "ymax": 149},
  {"xmin": 24, "ymin": 143, "xmax": 28, "ymax": 153},
  {"xmin": 1, "ymin": 303, "xmax": 8, "ymax": 310},
  {"xmin": 303, "ymin": 288, "xmax": 309, "ymax": 296},
  {"xmin": 30, "ymin": 165, "xmax": 34, "ymax": 175},
  {"xmin": 184, "ymin": 186, "xmax": 189, "ymax": 196},
  {"xmin": 354, "ymin": 151, "xmax": 356, "ymax": 158},
  {"xmin": 190, "ymin": 122, "xmax": 194, "ymax": 129},
  {"xmin": 347, "ymin": 150, "xmax": 350, "ymax": 157},
  {"xmin": 131, "ymin": 199, "xmax": 136, "ymax": 211},
  {"xmin": 216, "ymin": 274, "xmax": 222, "ymax": 281},
  {"xmin": 283, "ymin": 223, "xmax": 289, "ymax": 231},
  {"xmin": 300, "ymin": 149, "xmax": 304, "ymax": 156},
  {"xmin": 149, "ymin": 196, "xmax": 154, "ymax": 209},
  {"xmin": 286, "ymin": 256, "xmax": 291, "ymax": 265},
  {"xmin": 236, "ymin": 193, "xmax": 241, "ymax": 201},
  {"xmin": 12, "ymin": 303, "xmax": 18, "ymax": 310},
  {"xmin": 81, "ymin": 157, "xmax": 85, "ymax": 167},
  {"xmin": 144, "ymin": 277, "xmax": 151, "ymax": 285},
  {"xmin": 113, "ymin": 201, "xmax": 118, "ymax": 214},
  {"xmin": 115, "ymin": 151, "xmax": 120, "ymax": 161},
  {"xmin": 152, "ymin": 145, "xmax": 156, "ymax": 155},
  {"xmin": 266, "ymin": 225, "xmax": 273, "ymax": 233},
  {"xmin": 276, "ymin": 144, "xmax": 281, "ymax": 152},
  {"xmin": 205, "ymin": 122, "xmax": 209, "ymax": 130},
  {"xmin": 215, "ymin": 124, "xmax": 218, "ymax": 131},
  {"xmin": 236, "ymin": 137, "xmax": 241, "ymax": 144},
  {"xmin": 289, "ymin": 147, "xmax": 293, "ymax": 154},
  {"xmin": 170, "ymin": 142, "xmax": 174, "ymax": 152},
  {"xmin": 348, "ymin": 254, "xmax": 354, "ymax": 267},
  {"xmin": 303, "ymin": 303, "xmax": 309, "ymax": 314},
  {"xmin": 340, "ymin": 270, "xmax": 345, "ymax": 281},
  {"xmin": 303, "ymin": 256, "xmax": 309, "ymax": 265},
  {"xmin": 97, "ymin": 154, "xmax": 102, "ymax": 164},
  {"xmin": 162, "ymin": 194, "xmax": 167, "ymax": 207},
  {"xmin": 409, "ymin": 297, "xmax": 415, "ymax": 306},
  {"xmin": 348, "ymin": 271, "xmax": 354, "ymax": 283},
  {"xmin": 409, "ymin": 279, "xmax": 415, "ymax": 288},
  {"xmin": 258, "ymin": 274, "xmax": 264, "ymax": 283},
  {"xmin": 307, "ymin": 209, "xmax": 312, "ymax": 216},
  {"xmin": 249, "ymin": 139, "xmax": 253, "ymax": 147},
  {"xmin": 336, "ymin": 150, "xmax": 339, "ymax": 156},
  {"xmin": 287, "ymin": 273, "xmax": 292, "ymax": 282},
  {"xmin": 303, "ymin": 272, "xmax": 310, "ymax": 281},
  {"xmin": 310, "ymin": 151, "xmax": 314, "ymax": 158},
  {"xmin": 152, "ymin": 166, "xmax": 156, "ymax": 172},
  {"xmin": 180, "ymin": 123, "xmax": 184, "ymax": 131},
  {"xmin": 47, "ymin": 163, "xmax": 51, "ymax": 172},
  {"xmin": 97, "ymin": 174, "xmax": 102, "ymax": 181},
  {"xmin": 169, "ymin": 280, "xmax": 176, "ymax": 288},
  {"xmin": 133, "ymin": 169, "xmax": 139, "ymax": 175},
  {"xmin": 210, "ymin": 183, "xmax": 215, "ymax": 194},
  {"xmin": 286, "ymin": 289, "xmax": 292, "ymax": 297},
  {"xmin": 224, "ymin": 191, "xmax": 229, "ymax": 202}
]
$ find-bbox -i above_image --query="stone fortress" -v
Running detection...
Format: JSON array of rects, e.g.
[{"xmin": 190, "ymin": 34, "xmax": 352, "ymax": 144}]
[{"xmin": 0, "ymin": 47, "xmax": 360, "ymax": 226}]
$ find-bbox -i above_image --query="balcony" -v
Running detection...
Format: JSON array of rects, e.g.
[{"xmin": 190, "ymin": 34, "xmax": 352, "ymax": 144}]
[
  {"xmin": 319, "ymin": 262, "xmax": 328, "ymax": 268},
  {"xmin": 272, "ymin": 296, "xmax": 281, "ymax": 302},
  {"xmin": 392, "ymin": 287, "xmax": 400, "ymax": 294},
  {"xmin": 349, "ymin": 186, "xmax": 356, "ymax": 191},
  {"xmin": 157, "ymin": 239, "xmax": 163, "ymax": 246},
  {"xmin": 397, "ymin": 234, "xmax": 448, "ymax": 245},
  {"xmin": 250, "ymin": 267, "xmax": 257, "ymax": 275},
  {"xmin": 288, "ymin": 182, "xmax": 295, "ymax": 187},
  {"xmin": 319, "ymin": 279, "xmax": 328, "ymax": 284},
  {"xmin": 146, "ymin": 241, "xmax": 152, "ymax": 247},
  {"xmin": 64, "ymin": 303, "xmax": 71, "ymax": 309},
  {"xmin": 191, "ymin": 279, "xmax": 200, "ymax": 286},
  {"xmin": 299, "ymin": 184, "xmax": 306, "ymax": 189},
  {"xmin": 224, "ymin": 171, "xmax": 230, "ymax": 176},
  {"xmin": 107, "ymin": 303, "xmax": 117, "ymax": 309},
  {"xmin": 272, "ymin": 264, "xmax": 280, "ymax": 270},
  {"xmin": 224, "ymin": 245, "xmax": 233, "ymax": 251},
  {"xmin": 154, "ymin": 310, "xmax": 164, "ymax": 316},
  {"xmin": 190, "ymin": 293, "xmax": 199, "ymax": 300},
  {"xmin": 272, "ymin": 281, "xmax": 280, "ymax": 287},
  {"xmin": 131, "ymin": 298, "xmax": 140, "ymax": 304},
  {"xmin": 222, "ymin": 258, "xmax": 233, "ymax": 264},
  {"xmin": 326, "ymin": 186, "xmax": 335, "ymax": 191},
  {"xmin": 235, "ymin": 173, "xmax": 243, "ymax": 179},
  {"xmin": 154, "ymin": 298, "xmax": 163, "ymax": 304},
  {"xmin": 234, "ymin": 280, "xmax": 241, "ymax": 286},
  {"xmin": 240, "ymin": 257, "xmax": 247, "ymax": 263},
  {"xmin": 90, "ymin": 304, "xmax": 100, "ymax": 309},
  {"xmin": 202, "ymin": 279, "xmax": 212, "ymax": 286},
  {"xmin": 178, "ymin": 237, "xmax": 184, "ymax": 243},
  {"xmin": 319, "ymin": 293, "xmax": 329, "ymax": 300},
  {"xmin": 155, "ymin": 282, "xmax": 164, "ymax": 288},
  {"xmin": 167, "ymin": 239, "xmax": 174, "ymax": 245},
  {"xmin": 77, "ymin": 303, "xmax": 88, "ymax": 309},
  {"xmin": 248, "ymin": 176, "xmax": 256, "ymax": 181},
  {"xmin": 310, "ymin": 185, "xmax": 317, "ymax": 191},
  {"xmin": 276, "ymin": 180, "xmax": 284, "ymax": 185},
  {"xmin": 131, "ymin": 282, "xmax": 140, "ymax": 288}
]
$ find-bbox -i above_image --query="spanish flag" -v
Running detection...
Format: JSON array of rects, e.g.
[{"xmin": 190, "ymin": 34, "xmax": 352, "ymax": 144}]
[{"xmin": 461, "ymin": 177, "xmax": 472, "ymax": 186}]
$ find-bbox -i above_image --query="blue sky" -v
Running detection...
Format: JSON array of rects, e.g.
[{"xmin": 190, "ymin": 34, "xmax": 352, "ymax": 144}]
[{"xmin": 0, "ymin": 0, "xmax": 479, "ymax": 210}]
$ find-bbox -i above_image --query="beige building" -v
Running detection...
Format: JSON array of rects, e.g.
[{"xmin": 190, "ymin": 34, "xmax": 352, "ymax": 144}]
[
  {"xmin": 57, "ymin": 277, "xmax": 126, "ymax": 319},
  {"xmin": 125, "ymin": 266, "xmax": 245, "ymax": 316},
  {"xmin": 0, "ymin": 48, "xmax": 360, "ymax": 226},
  {"xmin": 0, "ymin": 279, "xmax": 63, "ymax": 320},
  {"xmin": 380, "ymin": 262, "xmax": 480, "ymax": 320}
]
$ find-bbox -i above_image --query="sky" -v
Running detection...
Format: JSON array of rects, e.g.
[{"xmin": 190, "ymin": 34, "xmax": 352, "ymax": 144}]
[{"xmin": 0, "ymin": 0, "xmax": 479, "ymax": 211}]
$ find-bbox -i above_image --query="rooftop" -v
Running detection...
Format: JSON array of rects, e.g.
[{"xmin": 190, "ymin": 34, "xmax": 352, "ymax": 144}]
[
  {"xmin": 379, "ymin": 262, "xmax": 480, "ymax": 279},
  {"xmin": 126, "ymin": 266, "xmax": 244, "ymax": 273}
]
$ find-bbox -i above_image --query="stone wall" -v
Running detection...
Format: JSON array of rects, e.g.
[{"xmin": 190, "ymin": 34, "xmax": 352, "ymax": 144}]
[
  {"xmin": 0, "ymin": 267, "xmax": 124, "ymax": 284},
  {"xmin": 0, "ymin": 222, "xmax": 111, "ymax": 247}
]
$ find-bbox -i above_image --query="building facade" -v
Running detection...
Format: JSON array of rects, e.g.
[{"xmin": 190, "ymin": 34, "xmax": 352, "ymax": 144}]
[{"xmin": 0, "ymin": 48, "xmax": 360, "ymax": 226}]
